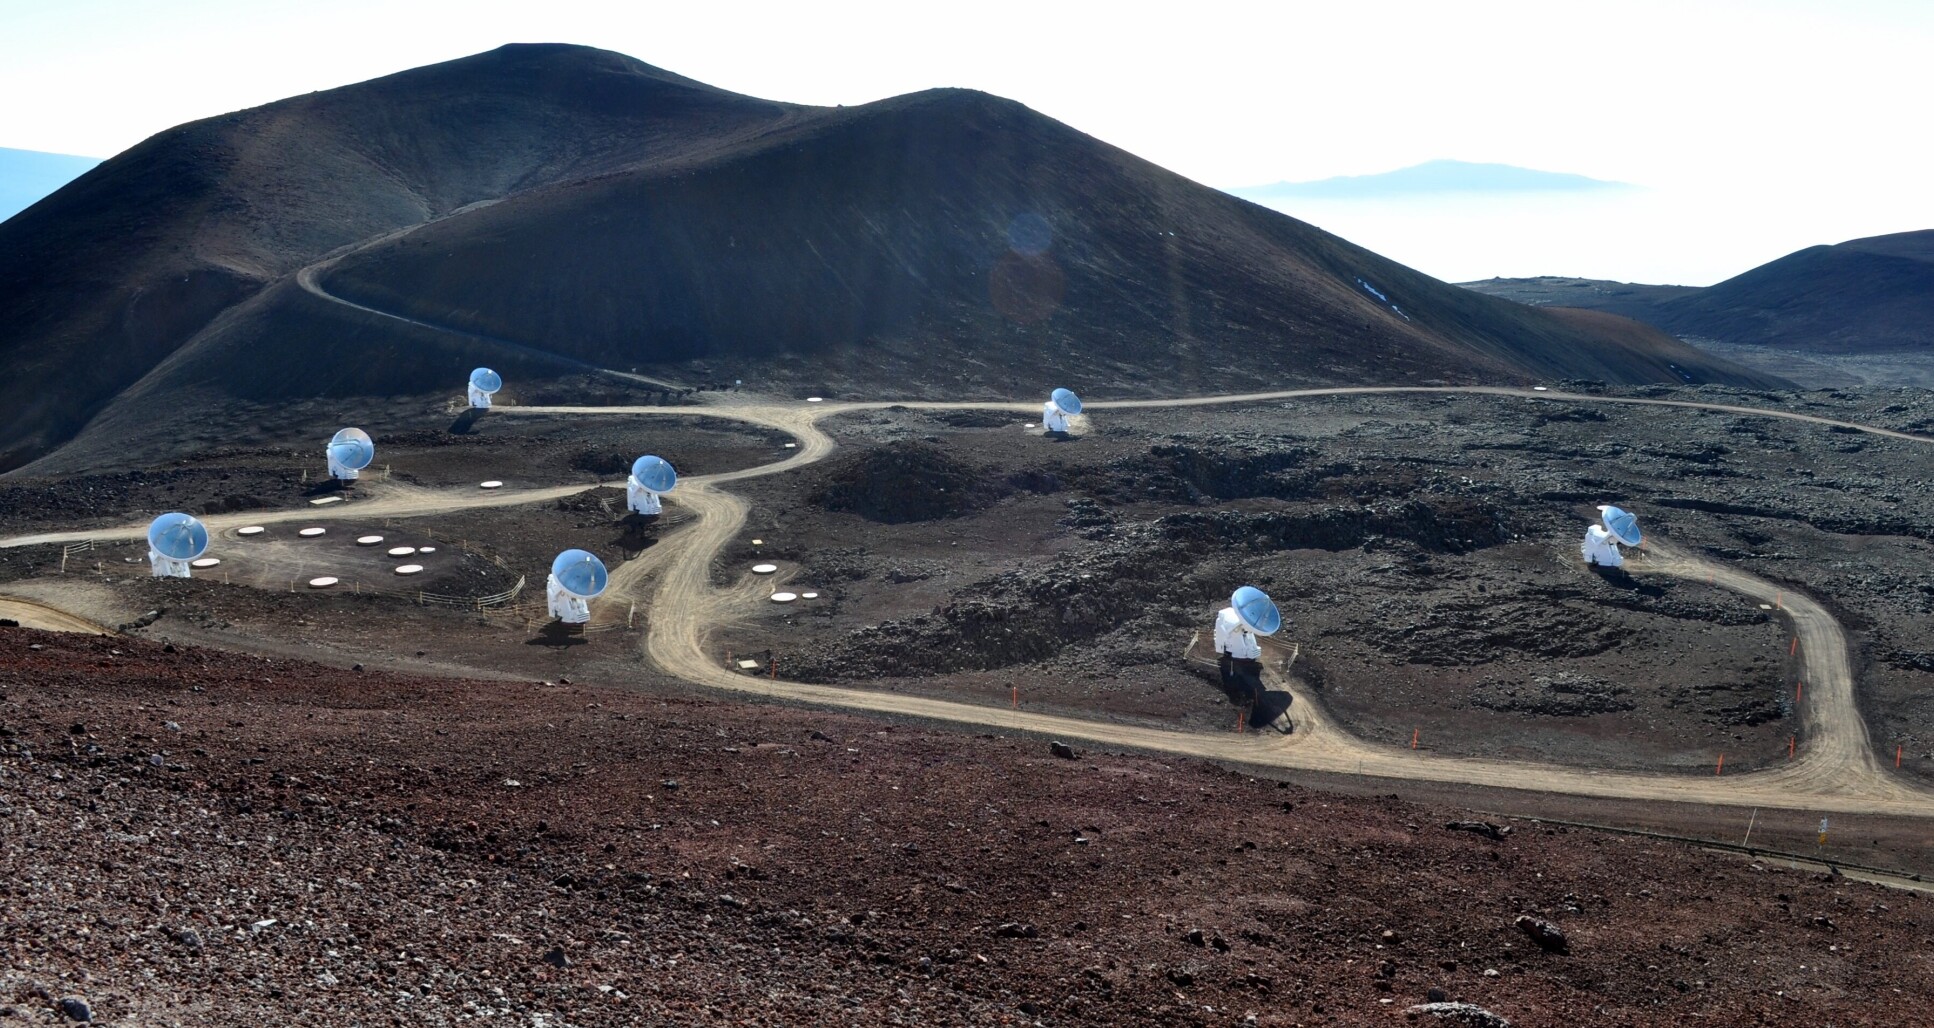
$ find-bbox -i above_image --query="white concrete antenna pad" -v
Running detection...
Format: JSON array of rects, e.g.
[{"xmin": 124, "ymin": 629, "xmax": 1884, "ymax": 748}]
[
  {"xmin": 394, "ymin": 564, "xmax": 425, "ymax": 576},
  {"xmin": 480, "ymin": 480, "xmax": 504, "ymax": 489},
  {"xmin": 191, "ymin": 558, "xmax": 221, "ymax": 568},
  {"xmin": 387, "ymin": 547, "xmax": 418, "ymax": 557},
  {"xmin": 357, "ymin": 535, "xmax": 385, "ymax": 546},
  {"xmin": 770, "ymin": 592, "xmax": 798, "ymax": 603},
  {"xmin": 308, "ymin": 577, "xmax": 338, "ymax": 589},
  {"xmin": 751, "ymin": 563, "xmax": 778, "ymax": 575},
  {"xmin": 237, "ymin": 526, "xmax": 266, "ymax": 536},
  {"xmin": 298, "ymin": 527, "xmax": 326, "ymax": 538}
]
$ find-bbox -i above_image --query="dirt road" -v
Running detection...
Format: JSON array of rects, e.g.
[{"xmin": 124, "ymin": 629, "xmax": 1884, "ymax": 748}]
[
  {"xmin": 7, "ymin": 386, "xmax": 1932, "ymax": 817},
  {"xmin": 0, "ymin": 596, "xmax": 112, "ymax": 634}
]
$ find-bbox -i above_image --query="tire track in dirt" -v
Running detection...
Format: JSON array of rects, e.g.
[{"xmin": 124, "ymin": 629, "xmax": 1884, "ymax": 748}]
[{"xmin": 0, "ymin": 596, "xmax": 113, "ymax": 634}]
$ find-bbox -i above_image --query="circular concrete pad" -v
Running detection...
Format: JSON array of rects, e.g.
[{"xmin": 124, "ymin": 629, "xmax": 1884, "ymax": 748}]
[
  {"xmin": 751, "ymin": 563, "xmax": 778, "ymax": 575},
  {"xmin": 480, "ymin": 480, "xmax": 504, "ymax": 489},
  {"xmin": 771, "ymin": 592, "xmax": 798, "ymax": 603},
  {"xmin": 395, "ymin": 564, "xmax": 425, "ymax": 576},
  {"xmin": 308, "ymin": 577, "xmax": 338, "ymax": 589},
  {"xmin": 237, "ymin": 526, "xmax": 265, "ymax": 536},
  {"xmin": 191, "ymin": 558, "xmax": 221, "ymax": 569},
  {"xmin": 801, "ymin": 591, "xmax": 819, "ymax": 599},
  {"xmin": 357, "ymin": 535, "xmax": 385, "ymax": 546},
  {"xmin": 387, "ymin": 547, "xmax": 418, "ymax": 557},
  {"xmin": 417, "ymin": 546, "xmax": 437, "ymax": 554},
  {"xmin": 298, "ymin": 528, "xmax": 326, "ymax": 538}
]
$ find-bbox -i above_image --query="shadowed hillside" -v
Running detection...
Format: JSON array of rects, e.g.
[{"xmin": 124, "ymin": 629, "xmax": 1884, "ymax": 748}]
[
  {"xmin": 312, "ymin": 89, "xmax": 1775, "ymax": 405},
  {"xmin": 0, "ymin": 44, "xmax": 796, "ymax": 471},
  {"xmin": 2, "ymin": 45, "xmax": 1780, "ymax": 474},
  {"xmin": 1464, "ymin": 230, "xmax": 1934, "ymax": 355}
]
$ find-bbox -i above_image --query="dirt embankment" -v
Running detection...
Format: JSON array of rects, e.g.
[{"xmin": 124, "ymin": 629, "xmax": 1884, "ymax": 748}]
[{"xmin": 6, "ymin": 627, "xmax": 1934, "ymax": 1026}]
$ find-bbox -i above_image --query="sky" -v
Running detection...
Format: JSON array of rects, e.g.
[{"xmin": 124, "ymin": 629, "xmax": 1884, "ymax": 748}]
[{"xmin": 2, "ymin": 0, "xmax": 1930, "ymax": 285}]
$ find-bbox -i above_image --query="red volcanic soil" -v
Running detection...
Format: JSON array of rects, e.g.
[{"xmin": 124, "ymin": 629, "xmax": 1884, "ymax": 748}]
[{"xmin": 5, "ymin": 628, "xmax": 1933, "ymax": 1026}]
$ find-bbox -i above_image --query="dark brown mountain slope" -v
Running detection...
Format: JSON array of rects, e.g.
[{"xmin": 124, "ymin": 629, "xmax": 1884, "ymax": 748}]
[
  {"xmin": 310, "ymin": 86, "xmax": 1776, "ymax": 401},
  {"xmin": 0, "ymin": 43, "xmax": 796, "ymax": 471},
  {"xmin": 1655, "ymin": 230, "xmax": 1934, "ymax": 353},
  {"xmin": 1464, "ymin": 230, "xmax": 1934, "ymax": 354},
  {"xmin": 4, "ymin": 46, "xmax": 1781, "ymax": 475}
]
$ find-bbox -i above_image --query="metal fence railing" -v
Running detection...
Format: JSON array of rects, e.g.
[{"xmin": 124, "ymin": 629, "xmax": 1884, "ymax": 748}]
[{"xmin": 59, "ymin": 540, "xmax": 94, "ymax": 573}]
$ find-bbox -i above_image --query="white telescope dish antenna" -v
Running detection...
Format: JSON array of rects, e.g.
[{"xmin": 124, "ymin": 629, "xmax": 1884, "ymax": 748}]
[
  {"xmin": 469, "ymin": 368, "xmax": 502, "ymax": 394},
  {"xmin": 1049, "ymin": 387, "xmax": 1082, "ymax": 415},
  {"xmin": 631, "ymin": 455, "xmax": 678, "ymax": 494},
  {"xmin": 1230, "ymin": 585, "xmax": 1282, "ymax": 636},
  {"xmin": 551, "ymin": 549, "xmax": 609, "ymax": 599},
  {"xmin": 1598, "ymin": 505, "xmax": 1642, "ymax": 547},
  {"xmin": 328, "ymin": 428, "xmax": 375, "ymax": 473},
  {"xmin": 147, "ymin": 513, "xmax": 209, "ymax": 561}
]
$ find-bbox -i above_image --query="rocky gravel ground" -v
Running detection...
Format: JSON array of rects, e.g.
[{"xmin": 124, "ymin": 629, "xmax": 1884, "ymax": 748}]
[
  {"xmin": 721, "ymin": 386, "xmax": 1934, "ymax": 772},
  {"xmin": 6, "ymin": 629, "xmax": 1934, "ymax": 1026}
]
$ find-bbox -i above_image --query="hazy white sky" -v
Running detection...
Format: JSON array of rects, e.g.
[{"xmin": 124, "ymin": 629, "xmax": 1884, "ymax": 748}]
[{"xmin": 3, "ymin": 0, "xmax": 1929, "ymax": 284}]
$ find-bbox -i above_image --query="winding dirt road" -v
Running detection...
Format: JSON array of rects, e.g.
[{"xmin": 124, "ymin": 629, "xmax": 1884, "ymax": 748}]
[{"xmin": 6, "ymin": 386, "xmax": 1932, "ymax": 817}]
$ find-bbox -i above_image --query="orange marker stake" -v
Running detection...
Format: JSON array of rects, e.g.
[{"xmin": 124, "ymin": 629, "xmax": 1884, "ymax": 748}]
[
  {"xmin": 1411, "ymin": 728, "xmax": 1419, "ymax": 750},
  {"xmin": 1776, "ymin": 591, "xmax": 1783, "ymax": 609},
  {"xmin": 1789, "ymin": 736, "xmax": 1795, "ymax": 759},
  {"xmin": 1790, "ymin": 637, "xmax": 1798, "ymax": 657},
  {"xmin": 1011, "ymin": 686, "xmax": 1018, "ymax": 709},
  {"xmin": 1796, "ymin": 681, "xmax": 1804, "ymax": 702},
  {"xmin": 1898, "ymin": 745, "xmax": 1904, "ymax": 768},
  {"xmin": 1237, "ymin": 709, "xmax": 1246, "ymax": 734},
  {"xmin": 1716, "ymin": 753, "xmax": 1725, "ymax": 775}
]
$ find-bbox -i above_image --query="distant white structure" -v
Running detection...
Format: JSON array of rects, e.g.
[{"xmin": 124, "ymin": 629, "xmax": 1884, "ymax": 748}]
[
  {"xmin": 1582, "ymin": 504, "xmax": 1643, "ymax": 568},
  {"xmin": 468, "ymin": 367, "xmax": 502, "ymax": 409},
  {"xmin": 1043, "ymin": 387, "xmax": 1081, "ymax": 434},
  {"xmin": 146, "ymin": 512, "xmax": 208, "ymax": 578},
  {"xmin": 626, "ymin": 455, "xmax": 677, "ymax": 516},
  {"xmin": 626, "ymin": 480, "xmax": 662, "ymax": 516},
  {"xmin": 547, "ymin": 549, "xmax": 608, "ymax": 625},
  {"xmin": 1213, "ymin": 585, "xmax": 1281, "ymax": 703},
  {"xmin": 1213, "ymin": 606, "xmax": 1263, "ymax": 660},
  {"xmin": 546, "ymin": 574, "xmax": 591, "ymax": 624}
]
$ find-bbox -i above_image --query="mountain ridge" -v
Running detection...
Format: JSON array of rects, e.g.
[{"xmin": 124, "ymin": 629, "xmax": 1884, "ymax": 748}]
[{"xmin": 1, "ymin": 45, "xmax": 1780, "ymax": 474}]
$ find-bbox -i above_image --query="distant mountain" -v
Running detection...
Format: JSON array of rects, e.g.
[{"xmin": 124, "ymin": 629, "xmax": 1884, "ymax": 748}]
[
  {"xmin": 0, "ymin": 44, "xmax": 797, "ymax": 471},
  {"xmin": 0, "ymin": 45, "xmax": 1780, "ymax": 474},
  {"xmin": 1463, "ymin": 230, "xmax": 1934, "ymax": 354},
  {"xmin": 1230, "ymin": 160, "xmax": 1631, "ymax": 201},
  {"xmin": 0, "ymin": 148, "xmax": 100, "ymax": 222}
]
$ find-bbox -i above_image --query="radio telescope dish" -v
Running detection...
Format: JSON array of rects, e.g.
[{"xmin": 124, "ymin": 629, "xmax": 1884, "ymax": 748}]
[
  {"xmin": 327, "ymin": 427, "xmax": 375, "ymax": 478},
  {"xmin": 630, "ymin": 455, "xmax": 677, "ymax": 494},
  {"xmin": 550, "ymin": 549, "xmax": 609, "ymax": 599},
  {"xmin": 468, "ymin": 368, "xmax": 502, "ymax": 409},
  {"xmin": 1050, "ymin": 388, "xmax": 1082, "ymax": 415},
  {"xmin": 1230, "ymin": 585, "xmax": 1282, "ymax": 636},
  {"xmin": 147, "ymin": 512, "xmax": 210, "ymax": 562},
  {"xmin": 1598, "ymin": 505, "xmax": 1643, "ymax": 547}
]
